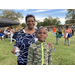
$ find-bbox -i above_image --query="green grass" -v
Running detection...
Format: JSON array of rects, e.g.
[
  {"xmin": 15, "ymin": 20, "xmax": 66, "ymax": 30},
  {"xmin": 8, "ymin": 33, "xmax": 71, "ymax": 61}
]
[
  {"xmin": 0, "ymin": 32, "xmax": 75, "ymax": 65},
  {"xmin": 46, "ymin": 32, "xmax": 75, "ymax": 65},
  {"xmin": 0, "ymin": 39, "xmax": 17, "ymax": 65}
]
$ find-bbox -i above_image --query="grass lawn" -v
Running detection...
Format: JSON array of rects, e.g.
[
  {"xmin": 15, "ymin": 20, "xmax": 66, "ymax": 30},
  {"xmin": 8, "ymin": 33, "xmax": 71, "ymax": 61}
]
[{"xmin": 0, "ymin": 32, "xmax": 75, "ymax": 65}]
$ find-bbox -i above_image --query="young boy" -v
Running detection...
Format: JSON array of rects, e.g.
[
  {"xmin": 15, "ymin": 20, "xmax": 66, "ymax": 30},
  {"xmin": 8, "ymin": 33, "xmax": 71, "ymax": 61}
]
[
  {"xmin": 56, "ymin": 31, "xmax": 59, "ymax": 45},
  {"xmin": 27, "ymin": 27, "xmax": 52, "ymax": 65}
]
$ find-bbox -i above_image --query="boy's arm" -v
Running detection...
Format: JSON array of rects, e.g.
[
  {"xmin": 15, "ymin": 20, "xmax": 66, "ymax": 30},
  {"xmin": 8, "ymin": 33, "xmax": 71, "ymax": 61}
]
[
  {"xmin": 27, "ymin": 45, "xmax": 34, "ymax": 65},
  {"xmin": 48, "ymin": 48, "xmax": 52, "ymax": 65}
]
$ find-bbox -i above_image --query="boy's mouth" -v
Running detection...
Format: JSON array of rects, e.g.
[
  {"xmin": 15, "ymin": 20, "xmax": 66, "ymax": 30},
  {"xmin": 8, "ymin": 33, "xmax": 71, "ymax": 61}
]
[{"xmin": 40, "ymin": 37, "xmax": 44, "ymax": 38}]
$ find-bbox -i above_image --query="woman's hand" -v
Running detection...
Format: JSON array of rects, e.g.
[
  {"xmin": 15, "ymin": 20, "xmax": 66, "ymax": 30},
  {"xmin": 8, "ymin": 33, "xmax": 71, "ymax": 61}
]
[
  {"xmin": 11, "ymin": 47, "xmax": 20, "ymax": 54},
  {"xmin": 47, "ymin": 43, "xmax": 54, "ymax": 49}
]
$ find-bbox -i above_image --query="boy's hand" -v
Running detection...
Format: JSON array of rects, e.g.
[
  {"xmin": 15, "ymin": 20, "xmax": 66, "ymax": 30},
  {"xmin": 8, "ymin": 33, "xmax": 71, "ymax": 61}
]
[{"xmin": 47, "ymin": 43, "xmax": 54, "ymax": 49}]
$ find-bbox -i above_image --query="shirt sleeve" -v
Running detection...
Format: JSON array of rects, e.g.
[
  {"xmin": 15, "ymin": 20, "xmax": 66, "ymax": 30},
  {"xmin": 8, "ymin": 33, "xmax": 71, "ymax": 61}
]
[
  {"xmin": 14, "ymin": 32, "xmax": 21, "ymax": 48},
  {"xmin": 48, "ymin": 48, "xmax": 52, "ymax": 65},
  {"xmin": 27, "ymin": 45, "xmax": 34, "ymax": 65}
]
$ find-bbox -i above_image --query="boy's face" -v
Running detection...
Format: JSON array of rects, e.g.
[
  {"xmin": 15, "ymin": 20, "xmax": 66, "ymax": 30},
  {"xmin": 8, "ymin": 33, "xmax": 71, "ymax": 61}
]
[{"xmin": 36, "ymin": 28, "xmax": 47, "ymax": 42}]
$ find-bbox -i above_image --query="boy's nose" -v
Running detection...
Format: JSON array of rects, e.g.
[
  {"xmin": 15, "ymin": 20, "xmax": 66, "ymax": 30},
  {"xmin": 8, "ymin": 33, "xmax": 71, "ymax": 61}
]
[{"xmin": 41, "ymin": 33, "xmax": 44, "ymax": 36}]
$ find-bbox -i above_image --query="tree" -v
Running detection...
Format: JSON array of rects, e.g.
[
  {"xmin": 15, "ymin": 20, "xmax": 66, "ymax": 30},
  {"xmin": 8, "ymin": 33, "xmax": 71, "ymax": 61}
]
[
  {"xmin": 36, "ymin": 16, "xmax": 61, "ymax": 27},
  {"xmin": 0, "ymin": 9, "xmax": 23, "ymax": 22},
  {"xmin": 65, "ymin": 9, "xmax": 75, "ymax": 24},
  {"xmin": 56, "ymin": 21, "xmax": 61, "ymax": 26},
  {"xmin": 55, "ymin": 17, "xmax": 61, "ymax": 26},
  {"xmin": 43, "ymin": 16, "xmax": 61, "ymax": 26},
  {"xmin": 21, "ymin": 23, "xmax": 26, "ymax": 28},
  {"xmin": 36, "ymin": 20, "xmax": 43, "ymax": 27}
]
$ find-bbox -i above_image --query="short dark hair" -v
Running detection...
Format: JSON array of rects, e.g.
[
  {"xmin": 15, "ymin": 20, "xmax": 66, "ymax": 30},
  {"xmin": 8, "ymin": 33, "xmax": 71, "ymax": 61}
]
[
  {"xmin": 10, "ymin": 27, "xmax": 13, "ymax": 29},
  {"xmin": 37, "ymin": 27, "xmax": 47, "ymax": 32},
  {"xmin": 66, "ymin": 26, "xmax": 68, "ymax": 28},
  {"xmin": 25, "ymin": 14, "xmax": 35, "ymax": 23}
]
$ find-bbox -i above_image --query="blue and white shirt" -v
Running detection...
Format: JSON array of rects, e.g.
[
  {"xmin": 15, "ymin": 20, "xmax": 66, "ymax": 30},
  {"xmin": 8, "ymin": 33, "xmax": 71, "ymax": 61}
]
[{"xmin": 14, "ymin": 29, "xmax": 38, "ymax": 64}]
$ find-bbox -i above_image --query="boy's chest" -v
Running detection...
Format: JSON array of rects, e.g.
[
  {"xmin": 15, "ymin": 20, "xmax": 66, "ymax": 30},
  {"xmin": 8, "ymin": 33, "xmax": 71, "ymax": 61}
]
[{"xmin": 34, "ymin": 44, "xmax": 49, "ymax": 56}]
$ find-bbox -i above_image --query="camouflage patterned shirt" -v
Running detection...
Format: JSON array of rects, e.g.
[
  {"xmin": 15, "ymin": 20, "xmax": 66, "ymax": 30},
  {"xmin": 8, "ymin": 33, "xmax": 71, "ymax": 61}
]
[{"xmin": 27, "ymin": 41, "xmax": 52, "ymax": 65}]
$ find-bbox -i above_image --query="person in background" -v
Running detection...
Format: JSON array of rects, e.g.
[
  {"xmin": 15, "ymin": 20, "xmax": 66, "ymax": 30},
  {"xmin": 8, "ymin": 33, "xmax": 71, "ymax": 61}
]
[
  {"xmin": 5, "ymin": 30, "xmax": 8, "ymax": 38},
  {"xmin": 12, "ymin": 29, "xmax": 19, "ymax": 42},
  {"xmin": 0, "ymin": 29, "xmax": 2, "ymax": 41},
  {"xmin": 68, "ymin": 27, "xmax": 72, "ymax": 36},
  {"xmin": 3, "ymin": 29, "xmax": 5, "ymax": 39},
  {"xmin": 52, "ymin": 27, "xmax": 56, "ymax": 37},
  {"xmin": 58, "ymin": 27, "xmax": 62, "ymax": 38},
  {"xmin": 56, "ymin": 31, "xmax": 59, "ymax": 45},
  {"xmin": 1, "ymin": 30, "xmax": 4, "ymax": 40},
  {"xmin": 49, "ymin": 28, "xmax": 52, "ymax": 35},
  {"xmin": 72, "ymin": 27, "xmax": 74, "ymax": 35},
  {"xmin": 0, "ymin": 30, "xmax": 4, "ymax": 41},
  {"xmin": 63, "ymin": 26, "xmax": 70, "ymax": 46},
  {"xmin": 7, "ymin": 29, "xmax": 10, "ymax": 38},
  {"xmin": 10, "ymin": 27, "xmax": 14, "ymax": 43}
]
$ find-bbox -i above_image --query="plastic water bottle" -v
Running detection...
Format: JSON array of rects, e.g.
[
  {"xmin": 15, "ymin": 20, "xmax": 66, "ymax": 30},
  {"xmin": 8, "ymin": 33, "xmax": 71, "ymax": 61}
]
[{"xmin": 15, "ymin": 47, "xmax": 20, "ymax": 56}]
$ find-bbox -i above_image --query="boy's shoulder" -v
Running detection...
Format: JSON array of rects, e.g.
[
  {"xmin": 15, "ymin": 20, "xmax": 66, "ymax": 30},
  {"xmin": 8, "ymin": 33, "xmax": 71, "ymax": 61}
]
[
  {"xmin": 30, "ymin": 42, "xmax": 37, "ymax": 48},
  {"xmin": 30, "ymin": 41, "xmax": 52, "ymax": 50},
  {"xmin": 44, "ymin": 42, "xmax": 52, "ymax": 50},
  {"xmin": 29, "ymin": 41, "xmax": 41, "ymax": 50}
]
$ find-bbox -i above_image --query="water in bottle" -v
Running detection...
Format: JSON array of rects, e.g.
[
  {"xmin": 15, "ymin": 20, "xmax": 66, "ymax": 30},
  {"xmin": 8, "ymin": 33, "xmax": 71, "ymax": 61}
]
[{"xmin": 15, "ymin": 47, "xmax": 20, "ymax": 56}]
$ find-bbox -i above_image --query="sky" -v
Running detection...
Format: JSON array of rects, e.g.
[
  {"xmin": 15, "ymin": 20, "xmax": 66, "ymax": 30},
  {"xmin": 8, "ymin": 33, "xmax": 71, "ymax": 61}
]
[{"xmin": 13, "ymin": 9, "xmax": 67, "ymax": 24}]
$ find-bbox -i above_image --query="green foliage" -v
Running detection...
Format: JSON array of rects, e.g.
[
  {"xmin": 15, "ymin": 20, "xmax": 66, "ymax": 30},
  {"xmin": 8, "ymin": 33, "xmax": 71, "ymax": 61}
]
[
  {"xmin": 36, "ymin": 20, "xmax": 43, "ymax": 27},
  {"xmin": 21, "ymin": 23, "xmax": 26, "ymax": 28},
  {"xmin": 36, "ymin": 16, "xmax": 61, "ymax": 27},
  {"xmin": 0, "ymin": 9, "xmax": 23, "ymax": 22},
  {"xmin": 65, "ymin": 9, "xmax": 75, "ymax": 24}
]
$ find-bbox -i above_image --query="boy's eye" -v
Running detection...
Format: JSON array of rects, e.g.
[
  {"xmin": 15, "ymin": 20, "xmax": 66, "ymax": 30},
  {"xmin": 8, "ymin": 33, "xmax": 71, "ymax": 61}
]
[
  {"xmin": 43, "ymin": 32, "xmax": 46, "ymax": 34},
  {"xmin": 38, "ymin": 32, "xmax": 46, "ymax": 34},
  {"xmin": 38, "ymin": 32, "xmax": 41, "ymax": 34}
]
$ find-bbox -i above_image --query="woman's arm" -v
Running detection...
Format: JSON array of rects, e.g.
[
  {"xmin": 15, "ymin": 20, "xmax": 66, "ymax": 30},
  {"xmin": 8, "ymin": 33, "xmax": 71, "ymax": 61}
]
[
  {"xmin": 11, "ymin": 32, "xmax": 20, "ymax": 54},
  {"xmin": 11, "ymin": 46, "xmax": 20, "ymax": 54}
]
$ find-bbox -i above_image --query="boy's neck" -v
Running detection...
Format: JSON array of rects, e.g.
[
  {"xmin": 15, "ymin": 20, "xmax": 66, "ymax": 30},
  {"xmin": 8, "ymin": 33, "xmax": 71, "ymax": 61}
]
[{"xmin": 38, "ymin": 40, "xmax": 45, "ymax": 43}]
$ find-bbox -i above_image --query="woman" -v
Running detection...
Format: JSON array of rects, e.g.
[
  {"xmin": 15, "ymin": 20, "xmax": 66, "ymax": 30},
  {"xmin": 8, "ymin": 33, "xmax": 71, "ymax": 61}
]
[
  {"xmin": 64, "ymin": 26, "xmax": 70, "ymax": 46},
  {"xmin": 11, "ymin": 14, "xmax": 53, "ymax": 65},
  {"xmin": 11, "ymin": 15, "xmax": 38, "ymax": 65},
  {"xmin": 10, "ymin": 27, "xmax": 14, "ymax": 43}
]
